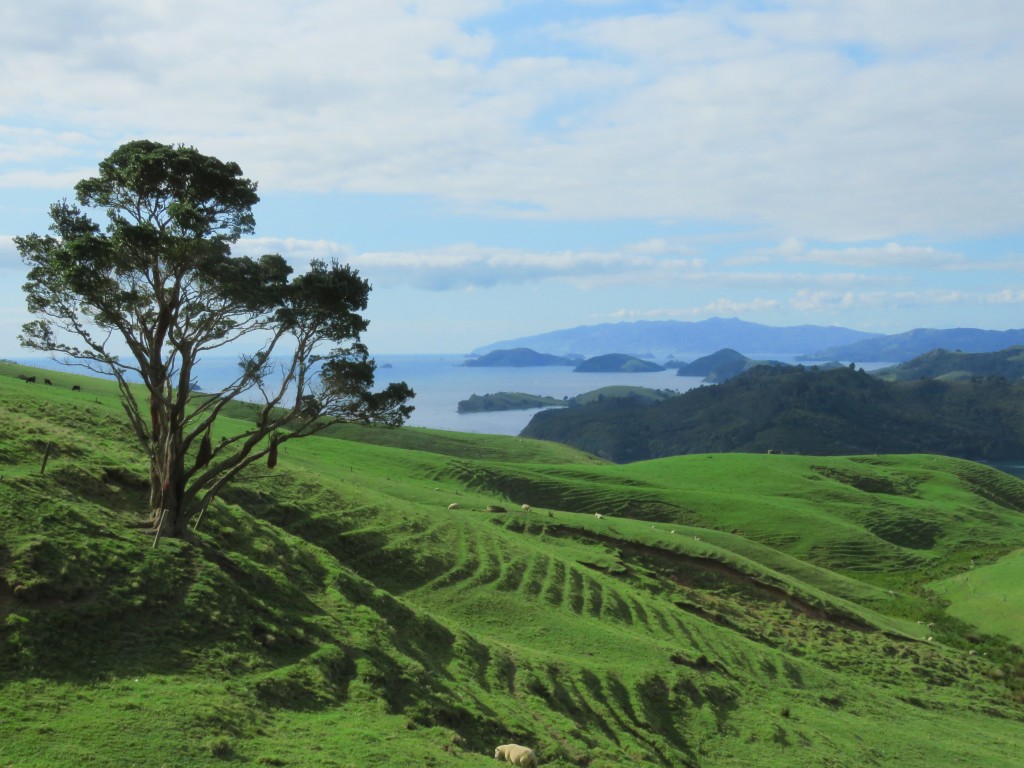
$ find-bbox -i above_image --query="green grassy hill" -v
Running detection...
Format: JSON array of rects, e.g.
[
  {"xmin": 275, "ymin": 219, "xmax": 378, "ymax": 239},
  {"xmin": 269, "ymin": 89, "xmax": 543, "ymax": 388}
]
[{"xmin": 2, "ymin": 361, "xmax": 1023, "ymax": 767}]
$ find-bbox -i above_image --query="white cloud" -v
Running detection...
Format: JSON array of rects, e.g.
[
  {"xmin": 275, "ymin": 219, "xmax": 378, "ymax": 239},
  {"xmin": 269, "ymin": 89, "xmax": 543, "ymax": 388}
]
[
  {"xmin": 348, "ymin": 242, "xmax": 706, "ymax": 290},
  {"xmin": 784, "ymin": 241, "xmax": 965, "ymax": 268},
  {"xmin": 0, "ymin": 235, "xmax": 20, "ymax": 269},
  {"xmin": 609, "ymin": 298, "xmax": 784, "ymax": 320},
  {"xmin": 788, "ymin": 286, "xmax": 1024, "ymax": 314},
  {"xmin": 983, "ymin": 289, "xmax": 1024, "ymax": 305},
  {"xmin": 2, "ymin": 1, "xmax": 1022, "ymax": 240},
  {"xmin": 234, "ymin": 237, "xmax": 353, "ymax": 266}
]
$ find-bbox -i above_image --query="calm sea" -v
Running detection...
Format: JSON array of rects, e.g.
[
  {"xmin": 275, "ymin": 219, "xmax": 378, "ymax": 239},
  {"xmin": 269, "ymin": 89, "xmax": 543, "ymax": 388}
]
[
  {"xmin": 14, "ymin": 353, "xmax": 704, "ymax": 436},
  {"xmin": 368, "ymin": 355, "xmax": 704, "ymax": 435}
]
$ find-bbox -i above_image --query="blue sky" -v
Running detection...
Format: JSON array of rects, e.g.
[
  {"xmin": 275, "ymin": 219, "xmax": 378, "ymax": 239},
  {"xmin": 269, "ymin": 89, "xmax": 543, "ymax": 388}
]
[{"xmin": 2, "ymin": 0, "xmax": 1023, "ymax": 356}]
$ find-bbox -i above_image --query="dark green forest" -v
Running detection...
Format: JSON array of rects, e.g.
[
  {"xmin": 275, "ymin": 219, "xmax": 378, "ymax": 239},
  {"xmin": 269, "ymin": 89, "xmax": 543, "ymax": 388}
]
[{"xmin": 521, "ymin": 364, "xmax": 1024, "ymax": 463}]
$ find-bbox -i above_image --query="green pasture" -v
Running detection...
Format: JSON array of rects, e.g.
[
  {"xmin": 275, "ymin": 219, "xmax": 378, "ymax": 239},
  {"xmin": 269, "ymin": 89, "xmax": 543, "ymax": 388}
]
[
  {"xmin": 930, "ymin": 549, "xmax": 1024, "ymax": 644},
  {"xmin": 2, "ymin": 362, "xmax": 1024, "ymax": 767}
]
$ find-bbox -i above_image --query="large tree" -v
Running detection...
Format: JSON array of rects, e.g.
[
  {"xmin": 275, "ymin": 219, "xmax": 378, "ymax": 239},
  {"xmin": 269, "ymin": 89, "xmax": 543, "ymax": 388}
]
[{"xmin": 17, "ymin": 140, "xmax": 413, "ymax": 538}]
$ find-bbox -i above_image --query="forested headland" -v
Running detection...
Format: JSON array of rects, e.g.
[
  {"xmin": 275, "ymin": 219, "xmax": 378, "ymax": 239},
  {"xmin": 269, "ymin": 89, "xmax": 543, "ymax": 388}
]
[{"xmin": 522, "ymin": 364, "xmax": 1024, "ymax": 463}]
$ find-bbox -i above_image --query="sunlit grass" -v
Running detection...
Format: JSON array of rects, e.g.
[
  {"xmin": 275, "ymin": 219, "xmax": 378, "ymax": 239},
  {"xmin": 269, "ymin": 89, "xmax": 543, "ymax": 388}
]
[{"xmin": 3, "ymin": 362, "xmax": 1024, "ymax": 767}]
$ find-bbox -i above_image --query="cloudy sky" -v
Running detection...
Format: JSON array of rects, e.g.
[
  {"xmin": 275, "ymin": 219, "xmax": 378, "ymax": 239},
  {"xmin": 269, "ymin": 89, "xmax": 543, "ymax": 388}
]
[{"xmin": 2, "ymin": 0, "xmax": 1023, "ymax": 356}]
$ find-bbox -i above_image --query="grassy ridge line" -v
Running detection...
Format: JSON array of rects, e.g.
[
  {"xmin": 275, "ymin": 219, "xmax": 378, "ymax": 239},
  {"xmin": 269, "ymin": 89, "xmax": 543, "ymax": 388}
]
[{"xmin": 3, "ymin": 362, "xmax": 1024, "ymax": 766}]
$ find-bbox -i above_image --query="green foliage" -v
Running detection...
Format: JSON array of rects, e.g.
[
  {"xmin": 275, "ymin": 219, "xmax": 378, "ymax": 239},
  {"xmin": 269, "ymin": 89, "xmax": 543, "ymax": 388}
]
[
  {"xmin": 570, "ymin": 386, "xmax": 678, "ymax": 406},
  {"xmin": 15, "ymin": 140, "xmax": 412, "ymax": 537},
  {"xmin": 2, "ymin": 364, "xmax": 1024, "ymax": 766},
  {"xmin": 523, "ymin": 364, "xmax": 1024, "ymax": 462}
]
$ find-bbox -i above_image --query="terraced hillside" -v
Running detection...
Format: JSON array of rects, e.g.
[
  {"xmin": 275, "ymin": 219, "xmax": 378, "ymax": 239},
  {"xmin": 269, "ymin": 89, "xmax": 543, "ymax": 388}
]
[{"xmin": 1, "ymin": 362, "xmax": 1023, "ymax": 767}]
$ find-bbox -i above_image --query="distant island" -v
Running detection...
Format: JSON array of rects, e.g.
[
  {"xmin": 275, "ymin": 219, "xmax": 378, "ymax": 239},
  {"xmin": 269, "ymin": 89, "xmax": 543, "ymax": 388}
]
[
  {"xmin": 457, "ymin": 392, "xmax": 566, "ymax": 412},
  {"xmin": 676, "ymin": 348, "xmax": 788, "ymax": 383},
  {"xmin": 462, "ymin": 348, "xmax": 575, "ymax": 367},
  {"xmin": 574, "ymin": 353, "xmax": 665, "ymax": 373},
  {"xmin": 458, "ymin": 385, "xmax": 678, "ymax": 413}
]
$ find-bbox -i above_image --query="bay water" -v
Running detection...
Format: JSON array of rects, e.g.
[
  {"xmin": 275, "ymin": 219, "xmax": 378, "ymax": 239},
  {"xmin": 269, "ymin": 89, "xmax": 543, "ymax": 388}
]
[{"xmin": 14, "ymin": 352, "xmax": 704, "ymax": 436}]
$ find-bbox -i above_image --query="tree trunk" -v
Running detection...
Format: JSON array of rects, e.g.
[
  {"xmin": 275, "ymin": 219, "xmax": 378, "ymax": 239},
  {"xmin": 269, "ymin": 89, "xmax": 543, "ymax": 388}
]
[{"xmin": 150, "ymin": 422, "xmax": 191, "ymax": 538}]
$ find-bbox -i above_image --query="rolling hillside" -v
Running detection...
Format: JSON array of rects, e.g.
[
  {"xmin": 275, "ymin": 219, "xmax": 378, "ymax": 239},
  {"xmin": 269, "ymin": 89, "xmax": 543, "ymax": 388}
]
[{"xmin": 2, "ymin": 362, "xmax": 1023, "ymax": 767}]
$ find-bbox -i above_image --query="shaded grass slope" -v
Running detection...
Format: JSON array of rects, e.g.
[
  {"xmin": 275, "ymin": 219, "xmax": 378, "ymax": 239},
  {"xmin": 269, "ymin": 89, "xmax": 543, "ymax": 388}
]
[{"xmin": 2, "ymin": 362, "xmax": 1023, "ymax": 767}]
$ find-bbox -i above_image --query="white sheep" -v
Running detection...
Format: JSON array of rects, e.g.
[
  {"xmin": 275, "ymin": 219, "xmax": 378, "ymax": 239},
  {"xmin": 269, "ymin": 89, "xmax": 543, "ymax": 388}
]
[
  {"xmin": 594, "ymin": 513, "xmax": 604, "ymax": 519},
  {"xmin": 494, "ymin": 744, "xmax": 538, "ymax": 768},
  {"xmin": 521, "ymin": 503, "xmax": 532, "ymax": 513},
  {"xmin": 448, "ymin": 503, "xmax": 460, "ymax": 510}
]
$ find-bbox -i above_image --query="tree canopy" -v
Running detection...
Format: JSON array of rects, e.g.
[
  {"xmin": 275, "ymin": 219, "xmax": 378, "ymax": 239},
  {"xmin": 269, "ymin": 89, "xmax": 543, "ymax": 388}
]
[{"xmin": 17, "ymin": 139, "xmax": 413, "ymax": 538}]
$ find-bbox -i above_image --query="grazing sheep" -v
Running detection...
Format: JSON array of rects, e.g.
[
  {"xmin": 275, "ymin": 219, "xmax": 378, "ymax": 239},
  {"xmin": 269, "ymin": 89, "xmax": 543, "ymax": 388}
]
[
  {"xmin": 521, "ymin": 504, "xmax": 532, "ymax": 513},
  {"xmin": 71, "ymin": 384, "xmax": 81, "ymax": 391},
  {"xmin": 448, "ymin": 503, "xmax": 460, "ymax": 510},
  {"xmin": 594, "ymin": 513, "xmax": 603, "ymax": 519},
  {"xmin": 494, "ymin": 744, "xmax": 538, "ymax": 768}
]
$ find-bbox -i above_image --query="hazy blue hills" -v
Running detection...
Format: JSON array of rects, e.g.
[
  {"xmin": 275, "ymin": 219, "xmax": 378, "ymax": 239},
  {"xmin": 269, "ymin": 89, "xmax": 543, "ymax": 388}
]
[
  {"xmin": 521, "ymin": 364, "xmax": 1024, "ymax": 463},
  {"xmin": 462, "ymin": 347, "xmax": 575, "ymax": 367},
  {"xmin": 800, "ymin": 327, "xmax": 1024, "ymax": 362},
  {"xmin": 472, "ymin": 317, "xmax": 881, "ymax": 358},
  {"xmin": 874, "ymin": 346, "xmax": 1024, "ymax": 381}
]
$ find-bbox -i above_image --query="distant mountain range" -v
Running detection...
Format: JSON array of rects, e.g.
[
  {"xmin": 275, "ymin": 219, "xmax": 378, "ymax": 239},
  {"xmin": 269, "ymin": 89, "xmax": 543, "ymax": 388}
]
[
  {"xmin": 473, "ymin": 318, "xmax": 1024, "ymax": 363},
  {"xmin": 797, "ymin": 327, "xmax": 1024, "ymax": 362},
  {"xmin": 472, "ymin": 318, "xmax": 880, "ymax": 358}
]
